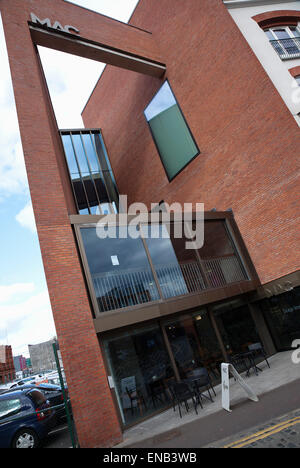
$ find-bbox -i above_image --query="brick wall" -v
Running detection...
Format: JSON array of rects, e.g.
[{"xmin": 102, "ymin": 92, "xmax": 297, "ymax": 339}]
[
  {"xmin": 83, "ymin": 0, "xmax": 300, "ymax": 285},
  {"xmin": 0, "ymin": 346, "xmax": 15, "ymax": 384},
  {"xmin": 0, "ymin": 0, "xmax": 128, "ymax": 447}
]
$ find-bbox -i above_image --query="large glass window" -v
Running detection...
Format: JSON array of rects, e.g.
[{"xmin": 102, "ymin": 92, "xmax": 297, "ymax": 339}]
[
  {"xmin": 213, "ymin": 302, "xmax": 260, "ymax": 356},
  {"xmin": 78, "ymin": 220, "xmax": 249, "ymax": 314},
  {"xmin": 80, "ymin": 225, "xmax": 160, "ymax": 313},
  {"xmin": 61, "ymin": 130, "xmax": 119, "ymax": 215},
  {"xmin": 142, "ymin": 220, "xmax": 247, "ymax": 300},
  {"xmin": 103, "ymin": 323, "xmax": 175, "ymax": 426},
  {"xmin": 260, "ymin": 287, "xmax": 300, "ymax": 350},
  {"xmin": 144, "ymin": 81, "xmax": 199, "ymax": 180},
  {"xmin": 164, "ymin": 311, "xmax": 223, "ymax": 381}
]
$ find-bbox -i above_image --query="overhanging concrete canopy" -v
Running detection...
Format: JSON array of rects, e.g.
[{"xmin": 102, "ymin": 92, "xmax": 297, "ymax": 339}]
[
  {"xmin": 1, "ymin": 0, "xmax": 166, "ymax": 77},
  {"xmin": 29, "ymin": 22, "xmax": 166, "ymax": 77}
]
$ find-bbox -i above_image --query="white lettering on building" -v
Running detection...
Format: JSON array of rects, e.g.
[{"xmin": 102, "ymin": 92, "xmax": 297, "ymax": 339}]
[{"xmin": 30, "ymin": 13, "xmax": 79, "ymax": 35}]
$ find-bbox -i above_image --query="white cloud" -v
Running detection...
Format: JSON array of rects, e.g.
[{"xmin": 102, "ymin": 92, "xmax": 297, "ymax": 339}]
[
  {"xmin": 0, "ymin": 18, "xmax": 29, "ymax": 202},
  {"xmin": 0, "ymin": 283, "xmax": 35, "ymax": 304},
  {"xmin": 0, "ymin": 289, "xmax": 56, "ymax": 358},
  {"xmin": 15, "ymin": 202, "xmax": 37, "ymax": 233}
]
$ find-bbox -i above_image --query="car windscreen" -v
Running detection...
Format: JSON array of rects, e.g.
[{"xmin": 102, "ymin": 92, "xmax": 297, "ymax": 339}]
[{"xmin": 0, "ymin": 398, "xmax": 22, "ymax": 419}]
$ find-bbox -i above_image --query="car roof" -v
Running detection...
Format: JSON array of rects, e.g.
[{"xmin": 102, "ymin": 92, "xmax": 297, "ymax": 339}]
[
  {"xmin": 0, "ymin": 389, "xmax": 29, "ymax": 399},
  {"xmin": 1, "ymin": 383, "xmax": 60, "ymax": 395}
]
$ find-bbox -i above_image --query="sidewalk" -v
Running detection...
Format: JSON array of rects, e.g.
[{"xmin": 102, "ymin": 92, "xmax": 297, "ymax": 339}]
[{"xmin": 116, "ymin": 351, "xmax": 300, "ymax": 448}]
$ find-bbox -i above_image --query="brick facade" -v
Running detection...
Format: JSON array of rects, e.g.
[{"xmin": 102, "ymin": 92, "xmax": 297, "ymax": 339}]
[
  {"xmin": 1, "ymin": 0, "xmax": 299, "ymax": 447},
  {"xmin": 0, "ymin": 346, "xmax": 15, "ymax": 384}
]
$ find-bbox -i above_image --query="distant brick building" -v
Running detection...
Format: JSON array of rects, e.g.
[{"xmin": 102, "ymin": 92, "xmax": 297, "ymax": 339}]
[{"xmin": 0, "ymin": 346, "xmax": 15, "ymax": 384}]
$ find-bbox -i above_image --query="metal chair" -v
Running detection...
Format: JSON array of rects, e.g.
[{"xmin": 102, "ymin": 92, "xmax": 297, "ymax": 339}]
[
  {"xmin": 168, "ymin": 382, "xmax": 198, "ymax": 418},
  {"xmin": 248, "ymin": 343, "xmax": 270, "ymax": 369},
  {"xmin": 187, "ymin": 367, "xmax": 215, "ymax": 402}
]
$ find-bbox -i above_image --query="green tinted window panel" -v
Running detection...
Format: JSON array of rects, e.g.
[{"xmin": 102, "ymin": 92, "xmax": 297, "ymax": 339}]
[{"xmin": 145, "ymin": 81, "xmax": 199, "ymax": 180}]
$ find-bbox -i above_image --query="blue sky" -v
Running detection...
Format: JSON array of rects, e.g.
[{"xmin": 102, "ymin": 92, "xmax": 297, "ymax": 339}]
[{"xmin": 0, "ymin": 0, "xmax": 138, "ymax": 358}]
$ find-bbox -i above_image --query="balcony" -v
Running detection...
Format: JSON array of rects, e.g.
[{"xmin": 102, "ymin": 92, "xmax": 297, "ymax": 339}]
[
  {"xmin": 270, "ymin": 37, "xmax": 300, "ymax": 60},
  {"xmin": 72, "ymin": 212, "xmax": 259, "ymax": 325}
]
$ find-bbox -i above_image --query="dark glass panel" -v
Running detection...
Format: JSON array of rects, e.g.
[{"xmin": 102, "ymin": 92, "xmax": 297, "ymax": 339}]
[
  {"xmin": 61, "ymin": 134, "xmax": 79, "ymax": 179},
  {"xmin": 80, "ymin": 226, "xmax": 160, "ymax": 312},
  {"xmin": 260, "ymin": 287, "xmax": 300, "ymax": 350},
  {"xmin": 72, "ymin": 176, "xmax": 89, "ymax": 213},
  {"xmin": 71, "ymin": 134, "xmax": 90, "ymax": 176},
  {"xmin": 213, "ymin": 302, "xmax": 260, "ymax": 356},
  {"xmin": 142, "ymin": 223, "xmax": 201, "ymax": 299},
  {"xmin": 92, "ymin": 133, "xmax": 112, "ymax": 172},
  {"xmin": 164, "ymin": 311, "xmax": 223, "ymax": 382},
  {"xmin": 144, "ymin": 81, "xmax": 199, "ymax": 180},
  {"xmin": 198, "ymin": 221, "xmax": 248, "ymax": 287},
  {"xmin": 81, "ymin": 133, "xmax": 101, "ymax": 174},
  {"xmin": 103, "ymin": 323, "xmax": 175, "ymax": 426}
]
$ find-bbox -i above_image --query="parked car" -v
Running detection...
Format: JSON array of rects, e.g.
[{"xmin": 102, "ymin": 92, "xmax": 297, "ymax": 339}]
[
  {"xmin": 2, "ymin": 383, "xmax": 71, "ymax": 423},
  {"xmin": 0, "ymin": 389, "xmax": 56, "ymax": 448}
]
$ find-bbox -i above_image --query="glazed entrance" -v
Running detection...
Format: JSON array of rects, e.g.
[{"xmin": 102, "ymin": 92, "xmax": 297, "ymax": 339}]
[{"xmin": 102, "ymin": 302, "xmax": 262, "ymax": 428}]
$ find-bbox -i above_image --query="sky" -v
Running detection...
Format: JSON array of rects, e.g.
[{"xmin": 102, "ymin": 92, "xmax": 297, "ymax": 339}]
[{"xmin": 0, "ymin": 0, "xmax": 139, "ymax": 358}]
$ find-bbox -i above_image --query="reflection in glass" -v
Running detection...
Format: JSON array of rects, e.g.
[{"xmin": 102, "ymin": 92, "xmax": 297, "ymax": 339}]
[
  {"xmin": 61, "ymin": 130, "xmax": 119, "ymax": 214},
  {"xmin": 142, "ymin": 223, "xmax": 204, "ymax": 299},
  {"xmin": 260, "ymin": 287, "xmax": 300, "ymax": 350},
  {"xmin": 79, "ymin": 220, "xmax": 249, "ymax": 314},
  {"xmin": 199, "ymin": 221, "xmax": 247, "ymax": 287},
  {"xmin": 144, "ymin": 81, "xmax": 199, "ymax": 180},
  {"xmin": 213, "ymin": 303, "xmax": 260, "ymax": 356},
  {"xmin": 104, "ymin": 323, "xmax": 175, "ymax": 426},
  {"xmin": 165, "ymin": 311, "xmax": 223, "ymax": 381},
  {"xmin": 80, "ymin": 226, "xmax": 160, "ymax": 313}
]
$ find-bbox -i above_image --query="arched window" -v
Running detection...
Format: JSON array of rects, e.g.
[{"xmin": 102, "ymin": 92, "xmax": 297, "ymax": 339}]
[{"xmin": 264, "ymin": 25, "xmax": 300, "ymax": 59}]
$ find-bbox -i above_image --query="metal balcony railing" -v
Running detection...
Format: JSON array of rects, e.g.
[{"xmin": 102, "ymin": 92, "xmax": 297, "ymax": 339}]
[
  {"xmin": 270, "ymin": 37, "xmax": 300, "ymax": 59},
  {"xmin": 92, "ymin": 256, "xmax": 247, "ymax": 313}
]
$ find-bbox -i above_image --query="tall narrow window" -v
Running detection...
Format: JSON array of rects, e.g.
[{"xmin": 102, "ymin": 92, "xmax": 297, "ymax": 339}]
[
  {"xmin": 144, "ymin": 81, "xmax": 200, "ymax": 181},
  {"xmin": 61, "ymin": 129, "xmax": 119, "ymax": 215}
]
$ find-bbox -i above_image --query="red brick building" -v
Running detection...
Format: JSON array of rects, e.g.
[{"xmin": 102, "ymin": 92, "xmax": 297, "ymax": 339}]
[
  {"xmin": 0, "ymin": 346, "xmax": 15, "ymax": 384},
  {"xmin": 0, "ymin": 0, "xmax": 299, "ymax": 448}
]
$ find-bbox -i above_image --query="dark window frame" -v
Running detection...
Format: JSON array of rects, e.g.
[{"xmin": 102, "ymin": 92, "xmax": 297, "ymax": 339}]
[
  {"xmin": 144, "ymin": 79, "xmax": 200, "ymax": 182},
  {"xmin": 60, "ymin": 128, "xmax": 119, "ymax": 215}
]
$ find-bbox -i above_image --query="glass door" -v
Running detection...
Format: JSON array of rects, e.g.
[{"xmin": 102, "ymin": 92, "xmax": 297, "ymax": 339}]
[
  {"xmin": 213, "ymin": 303, "xmax": 260, "ymax": 356},
  {"xmin": 164, "ymin": 310, "xmax": 224, "ymax": 381},
  {"xmin": 103, "ymin": 323, "xmax": 175, "ymax": 427}
]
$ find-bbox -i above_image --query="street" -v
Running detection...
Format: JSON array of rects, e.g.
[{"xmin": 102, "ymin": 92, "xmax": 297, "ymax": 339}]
[
  {"xmin": 218, "ymin": 410, "xmax": 300, "ymax": 448},
  {"xmin": 42, "ymin": 422, "xmax": 74, "ymax": 449},
  {"xmin": 42, "ymin": 379, "xmax": 300, "ymax": 448},
  {"xmin": 128, "ymin": 378, "xmax": 300, "ymax": 448}
]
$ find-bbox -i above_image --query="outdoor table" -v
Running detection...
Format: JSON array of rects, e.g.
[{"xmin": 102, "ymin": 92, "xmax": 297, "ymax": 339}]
[
  {"xmin": 184, "ymin": 376, "xmax": 213, "ymax": 408},
  {"xmin": 236, "ymin": 351, "xmax": 263, "ymax": 377}
]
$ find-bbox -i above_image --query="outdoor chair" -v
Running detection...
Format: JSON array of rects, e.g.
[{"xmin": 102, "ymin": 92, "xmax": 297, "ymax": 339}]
[
  {"xmin": 186, "ymin": 367, "xmax": 215, "ymax": 402},
  {"xmin": 248, "ymin": 343, "xmax": 270, "ymax": 369},
  {"xmin": 229, "ymin": 354, "xmax": 251, "ymax": 377},
  {"xmin": 168, "ymin": 382, "xmax": 198, "ymax": 418},
  {"xmin": 126, "ymin": 387, "xmax": 147, "ymax": 416}
]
